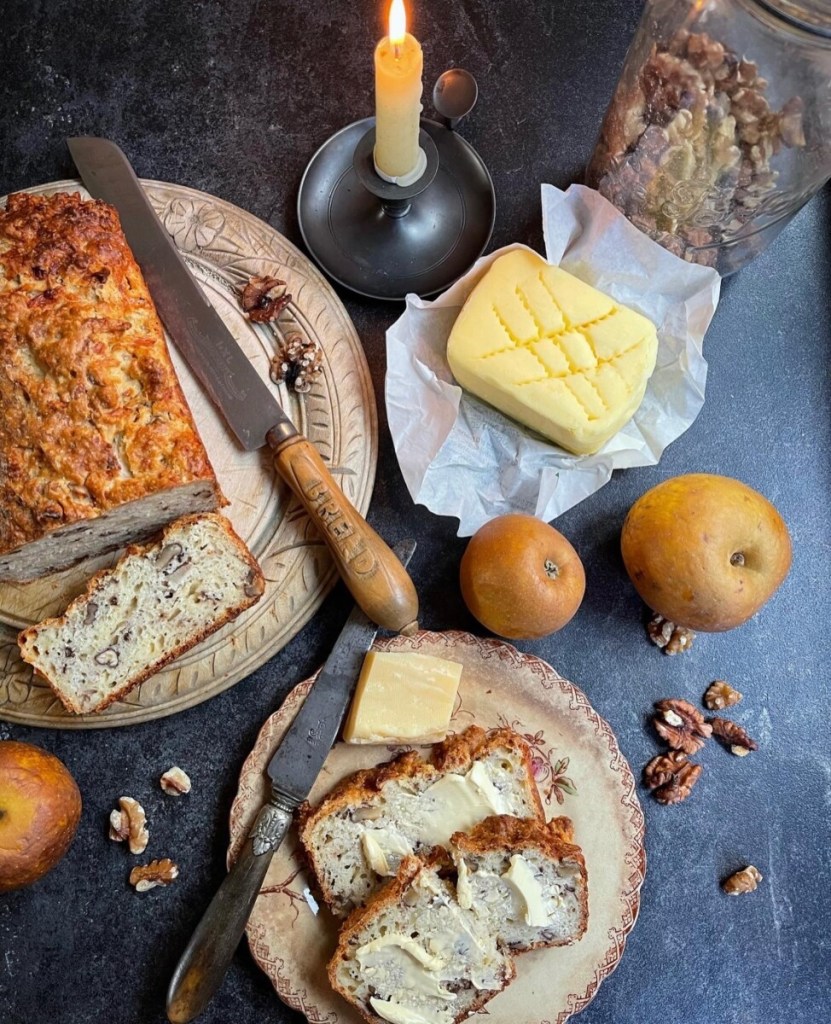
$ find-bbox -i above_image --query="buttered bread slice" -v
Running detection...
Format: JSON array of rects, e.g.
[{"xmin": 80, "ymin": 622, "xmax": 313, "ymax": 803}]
[
  {"xmin": 298, "ymin": 726, "xmax": 544, "ymax": 917},
  {"xmin": 450, "ymin": 815, "xmax": 588, "ymax": 952},
  {"xmin": 329, "ymin": 850, "xmax": 516, "ymax": 1024},
  {"xmin": 446, "ymin": 250, "xmax": 658, "ymax": 455}
]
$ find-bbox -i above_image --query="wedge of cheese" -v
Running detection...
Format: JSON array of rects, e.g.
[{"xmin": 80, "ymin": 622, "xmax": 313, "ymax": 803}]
[
  {"xmin": 446, "ymin": 250, "xmax": 658, "ymax": 455},
  {"xmin": 343, "ymin": 652, "xmax": 462, "ymax": 745}
]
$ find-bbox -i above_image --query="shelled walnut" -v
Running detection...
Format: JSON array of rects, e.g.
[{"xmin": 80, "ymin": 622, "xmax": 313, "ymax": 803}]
[
  {"xmin": 270, "ymin": 332, "xmax": 323, "ymax": 394},
  {"xmin": 703, "ymin": 680, "xmax": 742, "ymax": 711},
  {"xmin": 652, "ymin": 698, "xmax": 712, "ymax": 755},
  {"xmin": 647, "ymin": 612, "xmax": 694, "ymax": 655},
  {"xmin": 240, "ymin": 275, "xmax": 292, "ymax": 323},
  {"xmin": 129, "ymin": 858, "xmax": 179, "ymax": 892},
  {"xmin": 710, "ymin": 716, "xmax": 758, "ymax": 756},
  {"xmin": 643, "ymin": 750, "xmax": 702, "ymax": 804},
  {"xmin": 722, "ymin": 865, "xmax": 762, "ymax": 895},
  {"xmin": 108, "ymin": 796, "xmax": 149, "ymax": 855},
  {"xmin": 160, "ymin": 766, "xmax": 191, "ymax": 796}
]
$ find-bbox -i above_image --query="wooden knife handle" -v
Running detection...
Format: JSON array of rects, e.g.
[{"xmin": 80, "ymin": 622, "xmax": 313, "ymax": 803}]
[{"xmin": 268, "ymin": 428, "xmax": 419, "ymax": 635}]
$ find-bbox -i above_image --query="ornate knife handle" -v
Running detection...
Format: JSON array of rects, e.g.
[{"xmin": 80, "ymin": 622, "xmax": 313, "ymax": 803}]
[
  {"xmin": 165, "ymin": 792, "xmax": 295, "ymax": 1024},
  {"xmin": 267, "ymin": 426, "xmax": 419, "ymax": 636}
]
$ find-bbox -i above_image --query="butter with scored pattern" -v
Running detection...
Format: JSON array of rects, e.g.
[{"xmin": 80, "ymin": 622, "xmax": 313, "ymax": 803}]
[{"xmin": 446, "ymin": 250, "xmax": 658, "ymax": 455}]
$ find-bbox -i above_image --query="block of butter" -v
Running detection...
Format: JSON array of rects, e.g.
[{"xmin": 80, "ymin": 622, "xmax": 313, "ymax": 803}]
[
  {"xmin": 446, "ymin": 250, "xmax": 659, "ymax": 455},
  {"xmin": 343, "ymin": 651, "xmax": 462, "ymax": 745}
]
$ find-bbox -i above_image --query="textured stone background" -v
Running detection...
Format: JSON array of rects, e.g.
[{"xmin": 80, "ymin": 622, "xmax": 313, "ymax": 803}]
[{"xmin": 0, "ymin": 1, "xmax": 829, "ymax": 1022}]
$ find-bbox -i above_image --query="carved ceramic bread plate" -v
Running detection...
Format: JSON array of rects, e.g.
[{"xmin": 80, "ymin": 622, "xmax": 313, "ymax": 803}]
[
  {"xmin": 230, "ymin": 631, "xmax": 646, "ymax": 1024},
  {"xmin": 0, "ymin": 179, "xmax": 376, "ymax": 728}
]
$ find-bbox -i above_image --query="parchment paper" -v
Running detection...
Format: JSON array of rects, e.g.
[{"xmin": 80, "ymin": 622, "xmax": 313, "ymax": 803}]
[{"xmin": 385, "ymin": 183, "xmax": 721, "ymax": 536}]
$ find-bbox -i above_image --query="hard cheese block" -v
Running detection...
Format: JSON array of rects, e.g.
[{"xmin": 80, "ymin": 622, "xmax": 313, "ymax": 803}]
[
  {"xmin": 343, "ymin": 651, "xmax": 463, "ymax": 745},
  {"xmin": 446, "ymin": 250, "xmax": 659, "ymax": 455}
]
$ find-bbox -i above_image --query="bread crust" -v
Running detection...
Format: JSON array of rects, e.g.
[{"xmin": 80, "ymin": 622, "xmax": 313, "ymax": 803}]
[
  {"xmin": 0, "ymin": 191, "xmax": 223, "ymax": 576},
  {"xmin": 17, "ymin": 513, "xmax": 263, "ymax": 714},
  {"xmin": 296, "ymin": 726, "xmax": 545, "ymax": 913},
  {"xmin": 328, "ymin": 851, "xmax": 516, "ymax": 1024},
  {"xmin": 451, "ymin": 814, "xmax": 589, "ymax": 950}
]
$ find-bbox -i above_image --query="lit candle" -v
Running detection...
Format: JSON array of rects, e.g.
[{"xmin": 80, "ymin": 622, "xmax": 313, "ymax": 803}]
[{"xmin": 374, "ymin": 0, "xmax": 426, "ymax": 185}]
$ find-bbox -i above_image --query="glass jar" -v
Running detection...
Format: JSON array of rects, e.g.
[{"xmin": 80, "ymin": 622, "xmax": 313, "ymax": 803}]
[{"xmin": 586, "ymin": 0, "xmax": 831, "ymax": 274}]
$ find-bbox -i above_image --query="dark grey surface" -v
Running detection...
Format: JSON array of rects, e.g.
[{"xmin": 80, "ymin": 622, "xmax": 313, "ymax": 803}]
[{"xmin": 0, "ymin": 2, "xmax": 829, "ymax": 1023}]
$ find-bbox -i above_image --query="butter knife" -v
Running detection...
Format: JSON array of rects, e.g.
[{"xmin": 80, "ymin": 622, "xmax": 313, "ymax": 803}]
[
  {"xmin": 67, "ymin": 136, "xmax": 418, "ymax": 636},
  {"xmin": 165, "ymin": 538, "xmax": 415, "ymax": 1023}
]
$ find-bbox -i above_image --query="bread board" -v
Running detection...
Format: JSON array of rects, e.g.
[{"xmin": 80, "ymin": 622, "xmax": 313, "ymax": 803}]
[
  {"xmin": 0, "ymin": 179, "xmax": 377, "ymax": 728},
  {"xmin": 230, "ymin": 631, "xmax": 646, "ymax": 1024}
]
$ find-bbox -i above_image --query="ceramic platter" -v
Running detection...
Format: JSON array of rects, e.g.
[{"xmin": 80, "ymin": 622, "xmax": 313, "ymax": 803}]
[
  {"xmin": 230, "ymin": 631, "xmax": 646, "ymax": 1024},
  {"xmin": 0, "ymin": 179, "xmax": 377, "ymax": 728}
]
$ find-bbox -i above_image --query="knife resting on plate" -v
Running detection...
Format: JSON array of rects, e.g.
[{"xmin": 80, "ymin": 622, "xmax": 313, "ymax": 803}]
[
  {"xmin": 67, "ymin": 136, "xmax": 418, "ymax": 635},
  {"xmin": 165, "ymin": 537, "xmax": 416, "ymax": 1023}
]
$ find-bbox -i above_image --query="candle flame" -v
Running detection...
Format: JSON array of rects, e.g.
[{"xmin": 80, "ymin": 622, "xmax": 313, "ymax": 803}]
[{"xmin": 389, "ymin": 0, "xmax": 406, "ymax": 45}]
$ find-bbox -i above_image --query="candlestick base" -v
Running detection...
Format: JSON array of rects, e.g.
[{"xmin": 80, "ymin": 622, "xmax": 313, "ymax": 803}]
[{"xmin": 297, "ymin": 117, "xmax": 495, "ymax": 301}]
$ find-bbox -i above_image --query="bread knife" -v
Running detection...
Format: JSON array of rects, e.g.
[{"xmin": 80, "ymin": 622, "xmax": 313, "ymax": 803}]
[
  {"xmin": 66, "ymin": 136, "xmax": 418, "ymax": 636},
  {"xmin": 165, "ymin": 537, "xmax": 415, "ymax": 1023}
]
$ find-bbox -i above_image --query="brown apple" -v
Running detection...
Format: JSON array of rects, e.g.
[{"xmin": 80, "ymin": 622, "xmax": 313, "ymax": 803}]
[
  {"xmin": 621, "ymin": 473, "xmax": 792, "ymax": 632},
  {"xmin": 0, "ymin": 740, "xmax": 82, "ymax": 893},
  {"xmin": 460, "ymin": 514, "xmax": 586, "ymax": 639}
]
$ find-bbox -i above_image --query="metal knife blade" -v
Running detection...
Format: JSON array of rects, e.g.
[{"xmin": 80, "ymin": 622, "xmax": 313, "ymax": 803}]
[
  {"xmin": 165, "ymin": 538, "xmax": 416, "ymax": 1024},
  {"xmin": 264, "ymin": 558, "xmax": 408, "ymax": 805},
  {"xmin": 67, "ymin": 136, "xmax": 285, "ymax": 451}
]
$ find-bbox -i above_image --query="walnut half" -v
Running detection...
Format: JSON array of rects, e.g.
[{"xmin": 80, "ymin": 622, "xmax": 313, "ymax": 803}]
[
  {"xmin": 129, "ymin": 858, "xmax": 179, "ymax": 892},
  {"xmin": 643, "ymin": 750, "xmax": 703, "ymax": 804},
  {"xmin": 703, "ymin": 680, "xmax": 742, "ymax": 710},
  {"xmin": 108, "ymin": 796, "xmax": 149, "ymax": 855},
  {"xmin": 653, "ymin": 698, "xmax": 713, "ymax": 755},
  {"xmin": 710, "ymin": 716, "xmax": 758, "ymax": 756}
]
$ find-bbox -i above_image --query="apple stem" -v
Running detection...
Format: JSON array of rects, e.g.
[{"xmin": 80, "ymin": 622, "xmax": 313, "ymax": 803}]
[{"xmin": 544, "ymin": 559, "xmax": 559, "ymax": 579}]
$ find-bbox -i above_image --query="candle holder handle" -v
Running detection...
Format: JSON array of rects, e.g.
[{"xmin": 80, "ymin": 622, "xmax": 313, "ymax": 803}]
[{"xmin": 432, "ymin": 69, "xmax": 479, "ymax": 132}]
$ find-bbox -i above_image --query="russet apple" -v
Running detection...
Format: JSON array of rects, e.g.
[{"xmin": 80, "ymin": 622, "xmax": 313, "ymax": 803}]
[
  {"xmin": 621, "ymin": 473, "xmax": 792, "ymax": 632},
  {"xmin": 460, "ymin": 514, "xmax": 586, "ymax": 639},
  {"xmin": 0, "ymin": 740, "xmax": 82, "ymax": 893}
]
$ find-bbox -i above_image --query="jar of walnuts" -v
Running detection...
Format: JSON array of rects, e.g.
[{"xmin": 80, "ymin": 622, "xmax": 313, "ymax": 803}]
[{"xmin": 586, "ymin": 0, "xmax": 831, "ymax": 274}]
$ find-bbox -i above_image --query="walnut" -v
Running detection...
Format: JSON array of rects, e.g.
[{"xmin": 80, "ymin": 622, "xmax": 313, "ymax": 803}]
[
  {"xmin": 647, "ymin": 612, "xmax": 694, "ymax": 655},
  {"xmin": 160, "ymin": 766, "xmax": 191, "ymax": 796},
  {"xmin": 108, "ymin": 796, "xmax": 149, "ymax": 855},
  {"xmin": 722, "ymin": 865, "xmax": 762, "ymax": 895},
  {"xmin": 653, "ymin": 698, "xmax": 713, "ymax": 755},
  {"xmin": 240, "ymin": 275, "xmax": 292, "ymax": 323},
  {"xmin": 643, "ymin": 750, "xmax": 702, "ymax": 804},
  {"xmin": 129, "ymin": 858, "xmax": 179, "ymax": 892},
  {"xmin": 710, "ymin": 716, "xmax": 758, "ymax": 756},
  {"xmin": 269, "ymin": 332, "xmax": 323, "ymax": 394},
  {"xmin": 703, "ymin": 680, "xmax": 742, "ymax": 710}
]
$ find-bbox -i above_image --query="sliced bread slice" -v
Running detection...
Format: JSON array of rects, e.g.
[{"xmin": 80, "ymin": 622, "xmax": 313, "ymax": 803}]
[
  {"xmin": 17, "ymin": 513, "xmax": 265, "ymax": 714},
  {"xmin": 329, "ymin": 850, "xmax": 516, "ymax": 1024},
  {"xmin": 450, "ymin": 814, "xmax": 588, "ymax": 952},
  {"xmin": 298, "ymin": 726, "xmax": 544, "ymax": 917}
]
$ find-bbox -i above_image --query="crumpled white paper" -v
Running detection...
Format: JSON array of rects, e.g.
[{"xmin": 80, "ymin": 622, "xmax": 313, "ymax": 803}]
[{"xmin": 385, "ymin": 183, "xmax": 721, "ymax": 536}]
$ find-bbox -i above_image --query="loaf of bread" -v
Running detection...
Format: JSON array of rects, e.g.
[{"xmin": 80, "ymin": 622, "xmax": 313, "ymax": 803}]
[
  {"xmin": 328, "ymin": 849, "xmax": 516, "ymax": 1024},
  {"xmin": 450, "ymin": 814, "xmax": 588, "ymax": 952},
  {"xmin": 0, "ymin": 191, "xmax": 224, "ymax": 582},
  {"xmin": 298, "ymin": 726, "xmax": 544, "ymax": 917},
  {"xmin": 17, "ymin": 513, "xmax": 264, "ymax": 714}
]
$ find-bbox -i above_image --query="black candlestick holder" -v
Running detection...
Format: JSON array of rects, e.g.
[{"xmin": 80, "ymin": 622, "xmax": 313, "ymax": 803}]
[{"xmin": 297, "ymin": 78, "xmax": 495, "ymax": 301}]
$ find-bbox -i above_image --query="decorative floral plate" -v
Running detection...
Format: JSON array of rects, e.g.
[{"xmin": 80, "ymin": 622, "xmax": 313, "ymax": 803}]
[
  {"xmin": 0, "ymin": 179, "xmax": 376, "ymax": 728},
  {"xmin": 230, "ymin": 631, "xmax": 646, "ymax": 1024}
]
